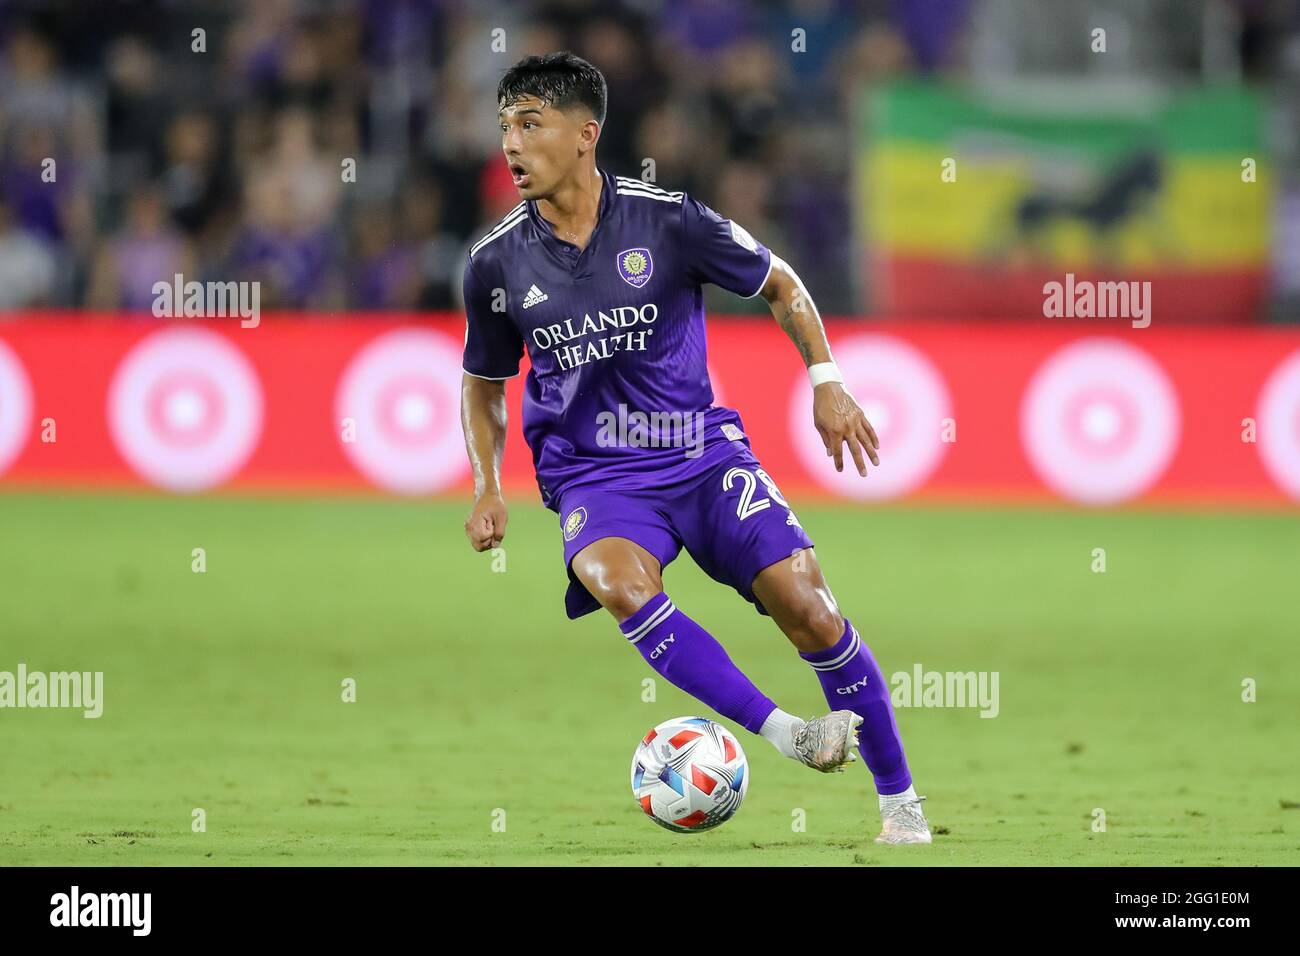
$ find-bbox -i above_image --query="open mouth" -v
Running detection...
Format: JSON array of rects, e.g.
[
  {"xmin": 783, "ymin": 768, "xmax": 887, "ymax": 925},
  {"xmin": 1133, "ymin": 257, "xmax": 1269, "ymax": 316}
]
[{"xmin": 509, "ymin": 162, "xmax": 530, "ymax": 187}]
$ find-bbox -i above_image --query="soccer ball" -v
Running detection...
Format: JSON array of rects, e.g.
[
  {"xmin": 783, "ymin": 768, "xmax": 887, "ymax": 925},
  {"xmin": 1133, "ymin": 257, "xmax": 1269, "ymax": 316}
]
[{"xmin": 630, "ymin": 716, "xmax": 749, "ymax": 832}]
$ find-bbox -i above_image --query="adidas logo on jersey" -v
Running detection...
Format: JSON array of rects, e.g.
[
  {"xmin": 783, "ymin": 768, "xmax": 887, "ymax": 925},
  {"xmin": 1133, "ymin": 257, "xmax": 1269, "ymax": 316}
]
[{"xmin": 522, "ymin": 284, "xmax": 549, "ymax": 309}]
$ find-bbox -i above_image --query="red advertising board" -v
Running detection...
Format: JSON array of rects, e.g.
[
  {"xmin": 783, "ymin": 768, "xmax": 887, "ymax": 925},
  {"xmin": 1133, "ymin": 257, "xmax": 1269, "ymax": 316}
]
[{"xmin": 1, "ymin": 315, "xmax": 1298, "ymax": 506}]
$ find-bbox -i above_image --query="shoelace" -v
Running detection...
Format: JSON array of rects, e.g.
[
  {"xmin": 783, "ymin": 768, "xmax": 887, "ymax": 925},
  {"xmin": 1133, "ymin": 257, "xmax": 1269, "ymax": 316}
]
[{"xmin": 884, "ymin": 795, "xmax": 928, "ymax": 831}]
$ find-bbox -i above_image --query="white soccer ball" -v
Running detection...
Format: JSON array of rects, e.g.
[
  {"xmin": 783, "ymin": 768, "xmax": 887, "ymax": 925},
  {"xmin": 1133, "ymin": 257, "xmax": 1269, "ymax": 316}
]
[{"xmin": 630, "ymin": 716, "xmax": 749, "ymax": 832}]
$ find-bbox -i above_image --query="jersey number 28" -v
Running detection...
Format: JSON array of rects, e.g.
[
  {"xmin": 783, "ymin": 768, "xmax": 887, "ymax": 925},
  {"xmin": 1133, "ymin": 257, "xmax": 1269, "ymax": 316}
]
[{"xmin": 722, "ymin": 467, "xmax": 788, "ymax": 521}]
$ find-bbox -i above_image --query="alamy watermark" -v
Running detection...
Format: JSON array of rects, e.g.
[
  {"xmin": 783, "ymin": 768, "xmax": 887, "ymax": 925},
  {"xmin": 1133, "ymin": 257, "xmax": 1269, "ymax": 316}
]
[
  {"xmin": 50, "ymin": 886, "xmax": 150, "ymax": 936},
  {"xmin": 1043, "ymin": 272, "xmax": 1150, "ymax": 329},
  {"xmin": 890, "ymin": 664, "xmax": 999, "ymax": 718},
  {"xmin": 0, "ymin": 663, "xmax": 103, "ymax": 718},
  {"xmin": 595, "ymin": 403, "xmax": 706, "ymax": 459},
  {"xmin": 152, "ymin": 273, "xmax": 260, "ymax": 328}
]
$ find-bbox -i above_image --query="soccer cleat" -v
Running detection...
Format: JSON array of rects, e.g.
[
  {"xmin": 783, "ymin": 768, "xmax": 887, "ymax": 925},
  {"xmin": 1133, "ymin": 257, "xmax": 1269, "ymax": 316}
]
[
  {"xmin": 875, "ymin": 795, "xmax": 932, "ymax": 845},
  {"xmin": 791, "ymin": 710, "xmax": 862, "ymax": 773}
]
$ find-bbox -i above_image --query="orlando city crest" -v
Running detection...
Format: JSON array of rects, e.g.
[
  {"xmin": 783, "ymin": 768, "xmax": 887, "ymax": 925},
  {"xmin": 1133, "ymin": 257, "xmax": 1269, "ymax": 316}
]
[
  {"xmin": 563, "ymin": 507, "xmax": 588, "ymax": 542},
  {"xmin": 617, "ymin": 248, "xmax": 653, "ymax": 289}
]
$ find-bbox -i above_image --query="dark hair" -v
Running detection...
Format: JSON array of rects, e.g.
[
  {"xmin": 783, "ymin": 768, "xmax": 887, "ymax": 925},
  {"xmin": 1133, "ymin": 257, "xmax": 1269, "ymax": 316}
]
[{"xmin": 497, "ymin": 52, "xmax": 607, "ymax": 126}]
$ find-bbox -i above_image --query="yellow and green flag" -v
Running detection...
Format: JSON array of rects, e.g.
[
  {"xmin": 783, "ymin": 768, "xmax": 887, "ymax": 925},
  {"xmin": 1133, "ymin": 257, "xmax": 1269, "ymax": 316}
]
[{"xmin": 860, "ymin": 81, "xmax": 1269, "ymax": 321}]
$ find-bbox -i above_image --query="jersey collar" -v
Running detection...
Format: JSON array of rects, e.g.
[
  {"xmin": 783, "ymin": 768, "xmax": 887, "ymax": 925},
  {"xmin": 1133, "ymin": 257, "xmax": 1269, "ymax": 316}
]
[{"xmin": 526, "ymin": 167, "xmax": 616, "ymax": 258}]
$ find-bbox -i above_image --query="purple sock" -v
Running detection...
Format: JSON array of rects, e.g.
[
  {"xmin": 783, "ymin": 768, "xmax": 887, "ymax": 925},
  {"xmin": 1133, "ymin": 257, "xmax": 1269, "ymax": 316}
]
[
  {"xmin": 620, "ymin": 593, "xmax": 777, "ymax": 734},
  {"xmin": 800, "ymin": 618, "xmax": 912, "ymax": 794}
]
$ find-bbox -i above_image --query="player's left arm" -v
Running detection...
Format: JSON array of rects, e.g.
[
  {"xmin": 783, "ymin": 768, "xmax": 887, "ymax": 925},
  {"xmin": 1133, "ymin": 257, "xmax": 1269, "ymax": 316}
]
[{"xmin": 759, "ymin": 255, "xmax": 880, "ymax": 476}]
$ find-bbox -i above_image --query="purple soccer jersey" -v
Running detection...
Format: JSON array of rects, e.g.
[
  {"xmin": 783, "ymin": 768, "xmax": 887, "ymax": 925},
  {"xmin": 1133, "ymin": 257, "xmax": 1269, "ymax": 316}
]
[
  {"xmin": 462, "ymin": 169, "xmax": 774, "ymax": 509},
  {"xmin": 463, "ymin": 169, "xmax": 812, "ymax": 618}
]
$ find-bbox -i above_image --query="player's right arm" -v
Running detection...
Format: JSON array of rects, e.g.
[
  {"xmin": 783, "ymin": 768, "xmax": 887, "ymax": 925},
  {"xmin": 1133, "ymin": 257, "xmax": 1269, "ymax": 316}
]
[
  {"xmin": 461, "ymin": 374, "xmax": 508, "ymax": 551},
  {"xmin": 460, "ymin": 255, "xmax": 523, "ymax": 552}
]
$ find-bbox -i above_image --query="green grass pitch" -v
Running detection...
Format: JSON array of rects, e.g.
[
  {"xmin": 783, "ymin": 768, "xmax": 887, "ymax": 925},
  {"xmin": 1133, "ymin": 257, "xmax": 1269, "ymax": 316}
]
[{"xmin": 0, "ymin": 492, "xmax": 1296, "ymax": 866}]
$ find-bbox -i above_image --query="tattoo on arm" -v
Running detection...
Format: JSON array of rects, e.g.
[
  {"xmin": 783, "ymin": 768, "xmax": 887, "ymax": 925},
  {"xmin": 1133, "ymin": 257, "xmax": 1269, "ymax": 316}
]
[
  {"xmin": 778, "ymin": 305, "xmax": 817, "ymax": 366},
  {"xmin": 766, "ymin": 256, "xmax": 832, "ymax": 369}
]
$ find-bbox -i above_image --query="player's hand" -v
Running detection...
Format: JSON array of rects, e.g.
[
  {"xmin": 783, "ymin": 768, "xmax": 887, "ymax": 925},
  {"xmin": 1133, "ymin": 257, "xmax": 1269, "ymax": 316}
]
[
  {"xmin": 465, "ymin": 492, "xmax": 508, "ymax": 551},
  {"xmin": 813, "ymin": 381, "xmax": 880, "ymax": 476}
]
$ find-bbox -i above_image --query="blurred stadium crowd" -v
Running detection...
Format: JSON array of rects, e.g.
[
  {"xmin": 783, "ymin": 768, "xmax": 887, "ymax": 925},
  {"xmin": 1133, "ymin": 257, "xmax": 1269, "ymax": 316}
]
[{"xmin": 0, "ymin": 0, "xmax": 1296, "ymax": 316}]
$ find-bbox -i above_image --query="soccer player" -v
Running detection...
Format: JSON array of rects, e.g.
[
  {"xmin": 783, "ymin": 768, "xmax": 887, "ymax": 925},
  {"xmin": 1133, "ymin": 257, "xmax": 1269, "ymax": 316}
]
[{"xmin": 460, "ymin": 52, "xmax": 930, "ymax": 844}]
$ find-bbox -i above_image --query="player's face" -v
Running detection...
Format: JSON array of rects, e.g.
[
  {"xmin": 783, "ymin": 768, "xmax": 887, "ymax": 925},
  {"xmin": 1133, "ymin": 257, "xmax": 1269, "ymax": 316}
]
[{"xmin": 499, "ymin": 95, "xmax": 585, "ymax": 200}]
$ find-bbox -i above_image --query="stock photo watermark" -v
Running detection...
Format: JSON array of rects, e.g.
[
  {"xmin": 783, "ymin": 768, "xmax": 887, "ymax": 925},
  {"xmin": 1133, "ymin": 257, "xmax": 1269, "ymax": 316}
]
[
  {"xmin": 890, "ymin": 664, "xmax": 999, "ymax": 718},
  {"xmin": 0, "ymin": 664, "xmax": 103, "ymax": 718},
  {"xmin": 151, "ymin": 273, "xmax": 261, "ymax": 328},
  {"xmin": 1043, "ymin": 273, "xmax": 1151, "ymax": 329},
  {"xmin": 49, "ymin": 887, "xmax": 150, "ymax": 936},
  {"xmin": 595, "ymin": 404, "xmax": 706, "ymax": 459}
]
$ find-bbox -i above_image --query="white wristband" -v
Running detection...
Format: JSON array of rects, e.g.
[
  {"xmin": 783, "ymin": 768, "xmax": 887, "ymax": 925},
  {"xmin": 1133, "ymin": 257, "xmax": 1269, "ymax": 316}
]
[{"xmin": 808, "ymin": 361, "xmax": 843, "ymax": 389}]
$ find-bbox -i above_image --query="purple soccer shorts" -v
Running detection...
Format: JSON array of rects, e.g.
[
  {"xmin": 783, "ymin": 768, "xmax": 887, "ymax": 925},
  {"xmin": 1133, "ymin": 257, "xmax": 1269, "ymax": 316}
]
[{"xmin": 556, "ymin": 442, "xmax": 814, "ymax": 619}]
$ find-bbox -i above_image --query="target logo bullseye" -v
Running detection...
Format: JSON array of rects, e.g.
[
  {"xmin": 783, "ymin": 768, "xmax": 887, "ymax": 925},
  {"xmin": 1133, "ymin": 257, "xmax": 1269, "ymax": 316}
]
[
  {"xmin": 108, "ymin": 328, "xmax": 264, "ymax": 491},
  {"xmin": 334, "ymin": 329, "xmax": 468, "ymax": 494},
  {"xmin": 1020, "ymin": 338, "xmax": 1180, "ymax": 505},
  {"xmin": 1255, "ymin": 348, "xmax": 1300, "ymax": 500},
  {"xmin": 789, "ymin": 334, "xmax": 951, "ymax": 499},
  {"xmin": 0, "ymin": 339, "xmax": 34, "ymax": 476}
]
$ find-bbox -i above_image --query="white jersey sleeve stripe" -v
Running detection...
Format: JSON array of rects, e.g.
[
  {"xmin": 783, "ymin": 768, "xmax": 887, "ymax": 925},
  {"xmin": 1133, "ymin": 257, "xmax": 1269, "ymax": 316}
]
[
  {"xmin": 617, "ymin": 187, "xmax": 684, "ymax": 203},
  {"xmin": 615, "ymin": 176, "xmax": 680, "ymax": 194},
  {"xmin": 469, "ymin": 207, "xmax": 528, "ymax": 257}
]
